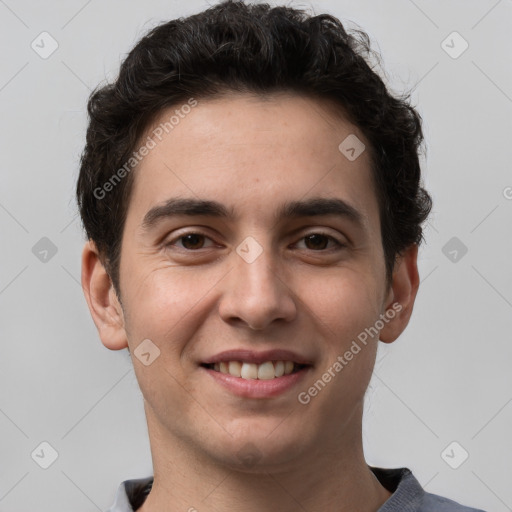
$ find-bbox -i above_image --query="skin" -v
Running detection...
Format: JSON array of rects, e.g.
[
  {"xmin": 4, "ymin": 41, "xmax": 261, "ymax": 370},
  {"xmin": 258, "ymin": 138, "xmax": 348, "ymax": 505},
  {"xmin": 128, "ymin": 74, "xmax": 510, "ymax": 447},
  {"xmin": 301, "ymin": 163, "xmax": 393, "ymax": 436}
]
[{"xmin": 82, "ymin": 92, "xmax": 419, "ymax": 512}]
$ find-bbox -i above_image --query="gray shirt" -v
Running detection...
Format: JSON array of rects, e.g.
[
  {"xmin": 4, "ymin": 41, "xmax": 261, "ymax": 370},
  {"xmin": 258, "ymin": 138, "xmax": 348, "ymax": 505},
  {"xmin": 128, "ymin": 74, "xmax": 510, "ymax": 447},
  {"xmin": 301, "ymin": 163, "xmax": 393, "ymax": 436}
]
[{"xmin": 105, "ymin": 467, "xmax": 486, "ymax": 511}]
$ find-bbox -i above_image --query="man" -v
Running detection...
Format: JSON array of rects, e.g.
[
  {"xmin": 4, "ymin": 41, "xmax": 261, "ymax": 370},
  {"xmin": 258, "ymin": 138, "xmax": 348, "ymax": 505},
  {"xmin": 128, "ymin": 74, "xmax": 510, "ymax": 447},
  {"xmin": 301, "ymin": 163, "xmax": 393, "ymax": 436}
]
[{"xmin": 77, "ymin": 1, "xmax": 485, "ymax": 511}]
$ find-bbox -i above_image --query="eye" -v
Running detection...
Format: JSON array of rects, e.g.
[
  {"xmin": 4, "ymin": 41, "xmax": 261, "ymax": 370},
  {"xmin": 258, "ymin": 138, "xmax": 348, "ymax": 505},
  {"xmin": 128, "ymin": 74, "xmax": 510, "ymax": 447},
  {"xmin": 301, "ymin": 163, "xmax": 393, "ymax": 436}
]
[
  {"xmin": 295, "ymin": 232, "xmax": 345, "ymax": 251},
  {"xmin": 166, "ymin": 232, "xmax": 216, "ymax": 250}
]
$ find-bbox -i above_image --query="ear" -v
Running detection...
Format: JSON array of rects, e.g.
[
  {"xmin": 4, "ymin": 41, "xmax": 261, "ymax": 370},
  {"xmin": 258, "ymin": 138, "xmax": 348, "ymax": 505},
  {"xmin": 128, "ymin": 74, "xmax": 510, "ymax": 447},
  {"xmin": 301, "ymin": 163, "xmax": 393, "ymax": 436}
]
[
  {"xmin": 81, "ymin": 240, "xmax": 128, "ymax": 350},
  {"xmin": 379, "ymin": 244, "xmax": 420, "ymax": 344}
]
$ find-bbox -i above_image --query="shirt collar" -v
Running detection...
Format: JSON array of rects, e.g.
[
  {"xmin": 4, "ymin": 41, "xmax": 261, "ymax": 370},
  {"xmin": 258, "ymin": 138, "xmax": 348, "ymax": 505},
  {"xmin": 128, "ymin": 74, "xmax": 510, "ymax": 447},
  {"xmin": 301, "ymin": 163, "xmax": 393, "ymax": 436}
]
[{"xmin": 106, "ymin": 467, "xmax": 418, "ymax": 511}]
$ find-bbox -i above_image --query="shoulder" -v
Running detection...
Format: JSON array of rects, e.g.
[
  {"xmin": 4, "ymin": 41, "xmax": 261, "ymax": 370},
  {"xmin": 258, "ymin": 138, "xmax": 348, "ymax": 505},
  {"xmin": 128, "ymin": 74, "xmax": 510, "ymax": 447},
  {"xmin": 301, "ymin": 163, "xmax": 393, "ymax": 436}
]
[
  {"xmin": 421, "ymin": 491, "xmax": 487, "ymax": 512},
  {"xmin": 370, "ymin": 466, "xmax": 487, "ymax": 512},
  {"xmin": 105, "ymin": 476, "xmax": 153, "ymax": 512}
]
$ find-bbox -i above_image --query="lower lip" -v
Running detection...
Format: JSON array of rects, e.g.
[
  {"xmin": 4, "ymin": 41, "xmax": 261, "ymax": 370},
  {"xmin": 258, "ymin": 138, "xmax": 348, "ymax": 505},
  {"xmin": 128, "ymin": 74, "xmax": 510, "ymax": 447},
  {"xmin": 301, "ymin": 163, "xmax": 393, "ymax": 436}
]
[{"xmin": 201, "ymin": 366, "xmax": 311, "ymax": 398}]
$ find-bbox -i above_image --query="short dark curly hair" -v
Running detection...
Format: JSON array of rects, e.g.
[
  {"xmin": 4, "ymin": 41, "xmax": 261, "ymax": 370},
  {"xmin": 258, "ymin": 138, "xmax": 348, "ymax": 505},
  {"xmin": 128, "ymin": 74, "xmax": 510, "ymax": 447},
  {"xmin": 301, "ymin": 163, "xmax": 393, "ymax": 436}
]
[{"xmin": 77, "ymin": 0, "xmax": 432, "ymax": 296}]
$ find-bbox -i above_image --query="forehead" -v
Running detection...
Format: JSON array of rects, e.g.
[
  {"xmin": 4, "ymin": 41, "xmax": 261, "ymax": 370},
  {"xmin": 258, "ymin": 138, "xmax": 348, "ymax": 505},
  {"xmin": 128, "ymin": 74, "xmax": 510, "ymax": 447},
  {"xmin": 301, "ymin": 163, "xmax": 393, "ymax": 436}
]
[
  {"xmin": 129, "ymin": 92, "xmax": 378, "ymax": 230},
  {"xmin": 144, "ymin": 92, "xmax": 367, "ymax": 167}
]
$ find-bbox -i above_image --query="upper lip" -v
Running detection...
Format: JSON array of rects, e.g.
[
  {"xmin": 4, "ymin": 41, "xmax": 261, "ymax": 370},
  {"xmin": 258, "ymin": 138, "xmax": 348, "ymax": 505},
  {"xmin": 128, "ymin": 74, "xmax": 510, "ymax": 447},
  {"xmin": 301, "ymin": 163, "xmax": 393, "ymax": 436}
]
[{"xmin": 201, "ymin": 349, "xmax": 314, "ymax": 366}]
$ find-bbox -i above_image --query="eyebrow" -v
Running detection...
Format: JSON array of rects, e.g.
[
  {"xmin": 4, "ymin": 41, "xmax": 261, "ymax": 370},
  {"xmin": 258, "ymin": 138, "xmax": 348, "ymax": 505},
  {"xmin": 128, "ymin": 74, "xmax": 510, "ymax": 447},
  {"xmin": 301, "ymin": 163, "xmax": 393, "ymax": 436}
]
[{"xmin": 141, "ymin": 197, "xmax": 365, "ymax": 231}]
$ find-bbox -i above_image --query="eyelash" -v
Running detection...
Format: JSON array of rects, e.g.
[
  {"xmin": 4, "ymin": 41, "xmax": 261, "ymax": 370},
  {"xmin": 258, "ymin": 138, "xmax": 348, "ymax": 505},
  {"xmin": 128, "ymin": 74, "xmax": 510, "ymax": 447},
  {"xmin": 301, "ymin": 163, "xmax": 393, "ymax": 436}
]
[{"xmin": 165, "ymin": 231, "xmax": 346, "ymax": 252}]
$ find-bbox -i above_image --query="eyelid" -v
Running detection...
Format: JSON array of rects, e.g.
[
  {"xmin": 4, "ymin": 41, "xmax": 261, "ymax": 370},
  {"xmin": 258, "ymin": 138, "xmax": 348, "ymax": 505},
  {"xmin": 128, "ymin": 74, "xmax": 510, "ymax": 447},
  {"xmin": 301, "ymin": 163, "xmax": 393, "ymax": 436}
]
[{"xmin": 292, "ymin": 230, "xmax": 347, "ymax": 250}]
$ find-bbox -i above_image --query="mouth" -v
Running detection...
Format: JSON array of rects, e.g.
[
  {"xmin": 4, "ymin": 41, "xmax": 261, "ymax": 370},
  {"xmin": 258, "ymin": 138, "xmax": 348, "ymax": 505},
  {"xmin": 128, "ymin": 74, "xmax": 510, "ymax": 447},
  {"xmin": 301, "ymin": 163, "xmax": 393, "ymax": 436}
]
[
  {"xmin": 200, "ymin": 360, "xmax": 310, "ymax": 380},
  {"xmin": 199, "ymin": 349, "xmax": 314, "ymax": 398}
]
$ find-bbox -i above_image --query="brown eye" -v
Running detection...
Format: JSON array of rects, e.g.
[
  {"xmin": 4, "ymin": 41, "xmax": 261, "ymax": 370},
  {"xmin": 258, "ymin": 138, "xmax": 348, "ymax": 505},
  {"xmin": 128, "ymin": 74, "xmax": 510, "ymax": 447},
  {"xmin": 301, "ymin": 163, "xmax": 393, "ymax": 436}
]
[
  {"xmin": 180, "ymin": 233, "xmax": 206, "ymax": 250},
  {"xmin": 295, "ymin": 232, "xmax": 345, "ymax": 251},
  {"xmin": 304, "ymin": 234, "xmax": 329, "ymax": 250},
  {"xmin": 166, "ymin": 232, "xmax": 215, "ymax": 250}
]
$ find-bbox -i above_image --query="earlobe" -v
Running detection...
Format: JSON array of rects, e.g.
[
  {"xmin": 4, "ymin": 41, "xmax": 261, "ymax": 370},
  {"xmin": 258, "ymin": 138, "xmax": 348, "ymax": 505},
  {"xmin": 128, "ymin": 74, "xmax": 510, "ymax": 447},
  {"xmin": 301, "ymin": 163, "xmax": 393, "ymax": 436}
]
[
  {"xmin": 81, "ymin": 241, "xmax": 128, "ymax": 350},
  {"xmin": 379, "ymin": 244, "xmax": 420, "ymax": 344}
]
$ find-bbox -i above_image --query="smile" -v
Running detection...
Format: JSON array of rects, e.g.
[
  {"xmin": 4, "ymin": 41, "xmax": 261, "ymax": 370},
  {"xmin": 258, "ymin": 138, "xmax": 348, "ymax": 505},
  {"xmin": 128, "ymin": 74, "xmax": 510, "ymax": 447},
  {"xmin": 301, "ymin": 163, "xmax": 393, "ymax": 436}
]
[{"xmin": 201, "ymin": 360, "xmax": 308, "ymax": 380}]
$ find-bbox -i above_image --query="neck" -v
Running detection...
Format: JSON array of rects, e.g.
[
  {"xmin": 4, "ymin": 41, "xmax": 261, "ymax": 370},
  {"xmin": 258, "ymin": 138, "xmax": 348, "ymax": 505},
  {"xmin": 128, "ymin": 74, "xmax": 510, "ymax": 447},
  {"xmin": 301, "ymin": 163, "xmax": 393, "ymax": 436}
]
[{"xmin": 137, "ymin": 403, "xmax": 391, "ymax": 512}]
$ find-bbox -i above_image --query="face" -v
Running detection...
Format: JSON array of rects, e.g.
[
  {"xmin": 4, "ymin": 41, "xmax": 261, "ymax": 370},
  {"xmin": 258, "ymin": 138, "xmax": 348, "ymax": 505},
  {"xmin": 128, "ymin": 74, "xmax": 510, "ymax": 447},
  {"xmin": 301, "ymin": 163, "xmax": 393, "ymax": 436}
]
[{"xmin": 90, "ymin": 92, "xmax": 414, "ymax": 471}]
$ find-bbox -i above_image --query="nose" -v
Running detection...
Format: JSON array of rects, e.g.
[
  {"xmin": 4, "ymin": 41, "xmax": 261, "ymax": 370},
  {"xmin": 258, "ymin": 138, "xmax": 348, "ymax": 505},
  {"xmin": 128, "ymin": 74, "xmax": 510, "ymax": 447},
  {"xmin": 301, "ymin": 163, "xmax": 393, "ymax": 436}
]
[{"xmin": 218, "ymin": 244, "xmax": 297, "ymax": 330}]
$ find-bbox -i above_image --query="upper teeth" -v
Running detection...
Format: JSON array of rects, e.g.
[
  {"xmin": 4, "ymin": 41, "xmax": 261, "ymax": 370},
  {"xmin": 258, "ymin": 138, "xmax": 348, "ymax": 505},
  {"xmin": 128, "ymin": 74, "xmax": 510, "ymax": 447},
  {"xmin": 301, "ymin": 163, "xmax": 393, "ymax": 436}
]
[{"xmin": 213, "ymin": 361, "xmax": 296, "ymax": 379}]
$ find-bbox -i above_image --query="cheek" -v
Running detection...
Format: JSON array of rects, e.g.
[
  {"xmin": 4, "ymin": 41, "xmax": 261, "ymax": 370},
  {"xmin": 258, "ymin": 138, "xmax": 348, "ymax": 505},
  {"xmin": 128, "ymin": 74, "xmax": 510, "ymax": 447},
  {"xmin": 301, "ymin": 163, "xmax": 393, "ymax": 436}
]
[
  {"xmin": 295, "ymin": 273, "xmax": 381, "ymax": 416},
  {"xmin": 121, "ymin": 267, "xmax": 212, "ymax": 419},
  {"xmin": 298, "ymin": 268, "xmax": 383, "ymax": 345},
  {"xmin": 121, "ymin": 263, "xmax": 225, "ymax": 349}
]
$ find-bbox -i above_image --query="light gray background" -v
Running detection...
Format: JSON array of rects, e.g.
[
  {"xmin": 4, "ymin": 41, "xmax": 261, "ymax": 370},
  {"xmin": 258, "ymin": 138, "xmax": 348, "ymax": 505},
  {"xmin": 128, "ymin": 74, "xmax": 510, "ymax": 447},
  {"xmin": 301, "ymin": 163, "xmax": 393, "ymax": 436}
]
[{"xmin": 1, "ymin": 0, "xmax": 511, "ymax": 511}]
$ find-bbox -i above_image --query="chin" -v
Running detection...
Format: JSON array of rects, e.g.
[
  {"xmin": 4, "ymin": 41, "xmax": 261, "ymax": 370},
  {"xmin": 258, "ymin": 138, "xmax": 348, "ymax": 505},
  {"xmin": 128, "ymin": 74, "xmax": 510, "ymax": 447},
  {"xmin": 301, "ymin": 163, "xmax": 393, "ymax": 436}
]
[{"xmin": 206, "ymin": 427, "xmax": 309, "ymax": 472}]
